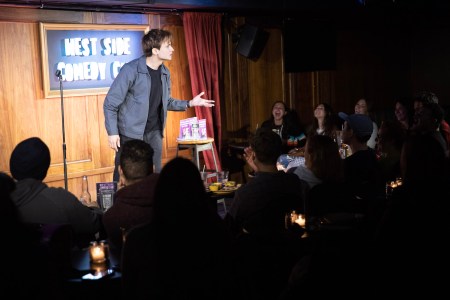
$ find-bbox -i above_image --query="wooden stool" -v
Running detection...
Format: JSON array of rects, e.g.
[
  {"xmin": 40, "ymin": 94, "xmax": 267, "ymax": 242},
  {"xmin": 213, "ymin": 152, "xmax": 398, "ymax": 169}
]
[{"xmin": 176, "ymin": 138, "xmax": 219, "ymax": 172}]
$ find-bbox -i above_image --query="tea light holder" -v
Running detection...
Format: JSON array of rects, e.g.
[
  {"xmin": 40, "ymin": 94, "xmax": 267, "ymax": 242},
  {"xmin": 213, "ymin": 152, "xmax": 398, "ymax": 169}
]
[
  {"xmin": 294, "ymin": 214, "xmax": 306, "ymax": 228},
  {"xmin": 89, "ymin": 241, "xmax": 108, "ymax": 263}
]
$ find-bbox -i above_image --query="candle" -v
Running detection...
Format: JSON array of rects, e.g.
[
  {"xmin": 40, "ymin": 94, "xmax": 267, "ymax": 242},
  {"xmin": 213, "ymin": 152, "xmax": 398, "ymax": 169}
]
[
  {"xmin": 99, "ymin": 240, "xmax": 110, "ymax": 260},
  {"xmin": 89, "ymin": 242, "xmax": 106, "ymax": 263},
  {"xmin": 294, "ymin": 214, "xmax": 306, "ymax": 228},
  {"xmin": 290, "ymin": 211, "xmax": 298, "ymax": 224}
]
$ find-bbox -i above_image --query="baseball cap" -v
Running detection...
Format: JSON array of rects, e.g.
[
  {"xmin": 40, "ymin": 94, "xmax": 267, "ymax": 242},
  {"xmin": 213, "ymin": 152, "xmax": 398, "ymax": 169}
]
[{"xmin": 338, "ymin": 112, "xmax": 373, "ymax": 138}]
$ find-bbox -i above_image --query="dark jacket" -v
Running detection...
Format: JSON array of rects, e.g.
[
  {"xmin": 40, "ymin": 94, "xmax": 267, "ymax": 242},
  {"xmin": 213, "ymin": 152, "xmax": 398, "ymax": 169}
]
[
  {"xmin": 227, "ymin": 171, "xmax": 304, "ymax": 238},
  {"xmin": 102, "ymin": 173, "xmax": 159, "ymax": 252},
  {"xmin": 10, "ymin": 178, "xmax": 102, "ymax": 243}
]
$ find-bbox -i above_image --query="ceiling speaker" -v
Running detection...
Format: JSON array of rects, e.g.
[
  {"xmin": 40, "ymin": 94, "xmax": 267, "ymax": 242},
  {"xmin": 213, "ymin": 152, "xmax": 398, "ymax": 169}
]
[{"xmin": 235, "ymin": 24, "xmax": 269, "ymax": 60}]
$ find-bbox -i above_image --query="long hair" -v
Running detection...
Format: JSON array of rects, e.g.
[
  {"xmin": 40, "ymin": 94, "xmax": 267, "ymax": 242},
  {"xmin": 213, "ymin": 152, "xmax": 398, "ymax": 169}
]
[
  {"xmin": 153, "ymin": 157, "xmax": 213, "ymax": 229},
  {"xmin": 310, "ymin": 102, "xmax": 337, "ymax": 138},
  {"xmin": 306, "ymin": 134, "xmax": 344, "ymax": 183}
]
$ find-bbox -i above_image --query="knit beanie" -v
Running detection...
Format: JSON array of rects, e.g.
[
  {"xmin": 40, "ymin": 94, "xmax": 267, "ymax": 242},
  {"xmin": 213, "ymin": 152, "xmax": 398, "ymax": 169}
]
[{"xmin": 10, "ymin": 137, "xmax": 51, "ymax": 181}]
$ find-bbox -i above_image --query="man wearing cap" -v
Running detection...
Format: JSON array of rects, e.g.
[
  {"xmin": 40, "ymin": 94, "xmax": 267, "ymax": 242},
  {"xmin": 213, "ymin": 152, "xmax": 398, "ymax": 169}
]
[
  {"xmin": 339, "ymin": 112, "xmax": 381, "ymax": 210},
  {"xmin": 9, "ymin": 137, "xmax": 103, "ymax": 248}
]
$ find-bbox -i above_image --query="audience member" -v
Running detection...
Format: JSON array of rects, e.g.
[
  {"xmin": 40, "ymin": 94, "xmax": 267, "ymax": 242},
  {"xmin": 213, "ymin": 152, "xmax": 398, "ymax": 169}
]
[
  {"xmin": 339, "ymin": 113, "xmax": 380, "ymax": 209},
  {"xmin": 284, "ymin": 102, "xmax": 338, "ymax": 169},
  {"xmin": 291, "ymin": 134, "xmax": 343, "ymax": 188},
  {"xmin": 411, "ymin": 101, "xmax": 448, "ymax": 156},
  {"xmin": 354, "ymin": 98, "xmax": 378, "ymax": 149},
  {"xmin": 372, "ymin": 133, "xmax": 450, "ymax": 295},
  {"xmin": 121, "ymin": 157, "xmax": 236, "ymax": 299},
  {"xmin": 260, "ymin": 100, "xmax": 305, "ymax": 153},
  {"xmin": 394, "ymin": 97, "xmax": 414, "ymax": 131},
  {"xmin": 225, "ymin": 128, "xmax": 306, "ymax": 299},
  {"xmin": 307, "ymin": 102, "xmax": 339, "ymax": 138},
  {"xmin": 413, "ymin": 91, "xmax": 450, "ymax": 153},
  {"xmin": 376, "ymin": 119, "xmax": 405, "ymax": 183},
  {"xmin": 102, "ymin": 139, "xmax": 159, "ymax": 258},
  {"xmin": 226, "ymin": 128, "xmax": 305, "ymax": 236},
  {"xmin": 9, "ymin": 137, "xmax": 103, "ymax": 248},
  {"xmin": 291, "ymin": 134, "xmax": 347, "ymax": 218},
  {"xmin": 1, "ymin": 172, "xmax": 62, "ymax": 298}
]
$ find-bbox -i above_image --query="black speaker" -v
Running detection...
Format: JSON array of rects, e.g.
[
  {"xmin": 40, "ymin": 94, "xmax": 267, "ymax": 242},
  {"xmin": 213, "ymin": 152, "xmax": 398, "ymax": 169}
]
[
  {"xmin": 236, "ymin": 24, "xmax": 269, "ymax": 60},
  {"xmin": 283, "ymin": 20, "xmax": 337, "ymax": 72}
]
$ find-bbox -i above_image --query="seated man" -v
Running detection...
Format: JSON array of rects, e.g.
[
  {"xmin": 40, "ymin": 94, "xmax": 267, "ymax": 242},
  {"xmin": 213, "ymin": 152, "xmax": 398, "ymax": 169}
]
[
  {"xmin": 339, "ymin": 113, "xmax": 380, "ymax": 211},
  {"xmin": 224, "ymin": 128, "xmax": 306, "ymax": 300},
  {"xmin": 9, "ymin": 137, "xmax": 103, "ymax": 248},
  {"xmin": 102, "ymin": 139, "xmax": 159, "ymax": 257},
  {"xmin": 225, "ymin": 128, "xmax": 305, "ymax": 238}
]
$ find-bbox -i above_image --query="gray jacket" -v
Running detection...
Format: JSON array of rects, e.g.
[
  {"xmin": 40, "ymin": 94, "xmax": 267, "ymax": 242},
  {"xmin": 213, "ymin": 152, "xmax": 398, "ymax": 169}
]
[{"xmin": 104, "ymin": 55, "xmax": 188, "ymax": 139}]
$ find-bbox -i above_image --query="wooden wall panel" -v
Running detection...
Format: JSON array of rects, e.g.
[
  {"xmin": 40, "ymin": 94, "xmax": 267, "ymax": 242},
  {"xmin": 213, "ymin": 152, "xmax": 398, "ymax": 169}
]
[
  {"xmin": 222, "ymin": 21, "xmax": 285, "ymax": 142},
  {"xmin": 161, "ymin": 24, "xmax": 195, "ymax": 164},
  {"xmin": 0, "ymin": 22, "xmax": 42, "ymax": 168},
  {"xmin": 248, "ymin": 28, "xmax": 285, "ymax": 130},
  {"xmin": 0, "ymin": 9, "xmax": 188, "ymax": 202}
]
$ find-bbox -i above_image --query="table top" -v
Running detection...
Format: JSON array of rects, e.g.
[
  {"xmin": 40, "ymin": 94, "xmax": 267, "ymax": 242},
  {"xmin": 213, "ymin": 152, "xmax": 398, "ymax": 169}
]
[
  {"xmin": 62, "ymin": 246, "xmax": 122, "ymax": 299},
  {"xmin": 177, "ymin": 137, "xmax": 214, "ymax": 144},
  {"xmin": 207, "ymin": 183, "xmax": 241, "ymax": 198},
  {"xmin": 71, "ymin": 247, "xmax": 120, "ymax": 272}
]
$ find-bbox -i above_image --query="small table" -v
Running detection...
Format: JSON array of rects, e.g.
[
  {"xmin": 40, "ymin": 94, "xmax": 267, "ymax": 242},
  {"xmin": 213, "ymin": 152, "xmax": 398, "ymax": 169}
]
[
  {"xmin": 63, "ymin": 247, "xmax": 122, "ymax": 299},
  {"xmin": 176, "ymin": 138, "xmax": 219, "ymax": 172},
  {"xmin": 207, "ymin": 184, "xmax": 241, "ymax": 214}
]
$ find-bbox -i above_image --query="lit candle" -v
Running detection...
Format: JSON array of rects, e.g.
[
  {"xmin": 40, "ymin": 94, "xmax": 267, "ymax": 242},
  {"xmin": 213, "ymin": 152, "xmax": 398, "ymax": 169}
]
[
  {"xmin": 294, "ymin": 214, "xmax": 306, "ymax": 228},
  {"xmin": 99, "ymin": 240, "xmax": 110, "ymax": 260},
  {"xmin": 89, "ymin": 243, "xmax": 106, "ymax": 263},
  {"xmin": 290, "ymin": 211, "xmax": 298, "ymax": 224}
]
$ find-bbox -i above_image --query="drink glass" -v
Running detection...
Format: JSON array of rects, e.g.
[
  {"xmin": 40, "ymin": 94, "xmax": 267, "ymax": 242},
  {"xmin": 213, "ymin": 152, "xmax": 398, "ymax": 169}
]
[
  {"xmin": 217, "ymin": 170, "xmax": 229, "ymax": 185},
  {"xmin": 200, "ymin": 172, "xmax": 209, "ymax": 189}
]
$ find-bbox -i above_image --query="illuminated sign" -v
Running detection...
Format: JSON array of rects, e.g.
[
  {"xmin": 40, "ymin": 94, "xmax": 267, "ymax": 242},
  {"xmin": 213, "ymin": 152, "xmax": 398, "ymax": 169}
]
[{"xmin": 40, "ymin": 23, "xmax": 147, "ymax": 97}]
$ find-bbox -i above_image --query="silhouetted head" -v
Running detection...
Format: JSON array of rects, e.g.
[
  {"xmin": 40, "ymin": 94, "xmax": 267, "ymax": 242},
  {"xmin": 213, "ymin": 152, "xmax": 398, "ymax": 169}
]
[{"xmin": 10, "ymin": 137, "xmax": 50, "ymax": 181}]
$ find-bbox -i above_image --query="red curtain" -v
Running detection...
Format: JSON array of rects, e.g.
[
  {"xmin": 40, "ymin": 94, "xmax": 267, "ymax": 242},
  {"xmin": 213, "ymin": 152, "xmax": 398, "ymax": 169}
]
[{"xmin": 182, "ymin": 12, "xmax": 223, "ymax": 171}]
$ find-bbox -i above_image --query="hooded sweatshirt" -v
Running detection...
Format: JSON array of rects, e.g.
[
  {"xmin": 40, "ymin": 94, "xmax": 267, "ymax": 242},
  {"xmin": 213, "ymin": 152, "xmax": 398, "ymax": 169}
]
[{"xmin": 10, "ymin": 178, "xmax": 102, "ymax": 242}]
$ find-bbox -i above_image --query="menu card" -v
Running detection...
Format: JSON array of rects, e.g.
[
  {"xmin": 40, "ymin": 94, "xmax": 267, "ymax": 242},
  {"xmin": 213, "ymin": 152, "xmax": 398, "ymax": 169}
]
[{"xmin": 96, "ymin": 182, "xmax": 117, "ymax": 211}]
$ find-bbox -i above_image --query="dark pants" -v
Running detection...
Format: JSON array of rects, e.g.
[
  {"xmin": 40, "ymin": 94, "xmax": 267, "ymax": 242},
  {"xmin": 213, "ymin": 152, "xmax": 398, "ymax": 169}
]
[{"xmin": 112, "ymin": 131, "xmax": 163, "ymax": 182}]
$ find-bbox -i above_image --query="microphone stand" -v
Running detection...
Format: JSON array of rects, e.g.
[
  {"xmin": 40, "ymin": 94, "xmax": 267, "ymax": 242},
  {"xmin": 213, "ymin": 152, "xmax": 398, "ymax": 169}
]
[{"xmin": 56, "ymin": 70, "xmax": 68, "ymax": 190}]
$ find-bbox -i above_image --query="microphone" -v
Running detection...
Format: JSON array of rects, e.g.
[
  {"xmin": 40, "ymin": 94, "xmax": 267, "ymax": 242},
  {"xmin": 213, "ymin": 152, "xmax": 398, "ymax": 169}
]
[{"xmin": 55, "ymin": 69, "xmax": 62, "ymax": 79}]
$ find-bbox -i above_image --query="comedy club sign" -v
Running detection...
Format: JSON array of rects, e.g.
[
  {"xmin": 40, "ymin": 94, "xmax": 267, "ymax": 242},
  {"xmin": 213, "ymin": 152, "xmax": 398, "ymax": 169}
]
[{"xmin": 40, "ymin": 23, "xmax": 147, "ymax": 97}]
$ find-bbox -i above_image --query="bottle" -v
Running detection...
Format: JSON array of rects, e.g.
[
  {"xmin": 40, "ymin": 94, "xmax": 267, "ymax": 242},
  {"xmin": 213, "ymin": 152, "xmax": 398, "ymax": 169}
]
[{"xmin": 80, "ymin": 175, "xmax": 92, "ymax": 204}]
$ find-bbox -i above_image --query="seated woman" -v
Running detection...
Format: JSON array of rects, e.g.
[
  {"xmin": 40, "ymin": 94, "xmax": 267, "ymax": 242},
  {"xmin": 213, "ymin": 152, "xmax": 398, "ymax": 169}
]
[
  {"xmin": 121, "ymin": 157, "xmax": 237, "ymax": 299},
  {"xmin": 279, "ymin": 102, "xmax": 338, "ymax": 171},
  {"xmin": 394, "ymin": 97, "xmax": 414, "ymax": 131},
  {"xmin": 260, "ymin": 100, "xmax": 305, "ymax": 154},
  {"xmin": 290, "ymin": 135, "xmax": 346, "ymax": 216}
]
